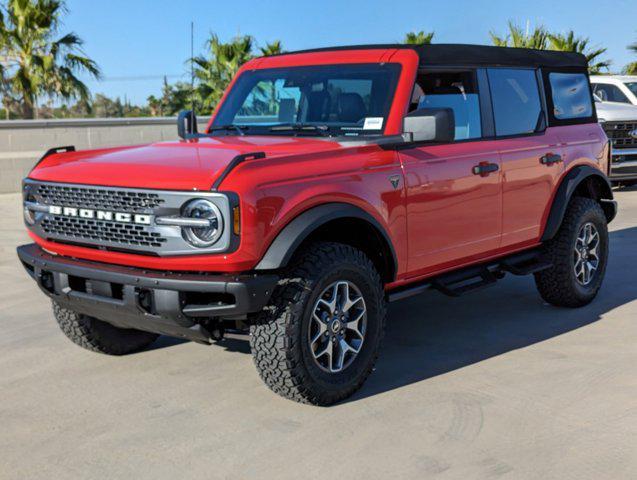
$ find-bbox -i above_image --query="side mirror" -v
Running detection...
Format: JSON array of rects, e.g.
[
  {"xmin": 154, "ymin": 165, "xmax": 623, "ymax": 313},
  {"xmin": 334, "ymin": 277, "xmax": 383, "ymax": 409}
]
[
  {"xmin": 403, "ymin": 108, "xmax": 455, "ymax": 143},
  {"xmin": 177, "ymin": 110, "xmax": 198, "ymax": 139}
]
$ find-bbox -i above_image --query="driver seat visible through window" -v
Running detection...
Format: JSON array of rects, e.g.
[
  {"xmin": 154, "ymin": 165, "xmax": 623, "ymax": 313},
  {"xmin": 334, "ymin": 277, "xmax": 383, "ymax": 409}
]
[
  {"xmin": 337, "ymin": 93, "xmax": 367, "ymax": 123},
  {"xmin": 410, "ymin": 71, "xmax": 482, "ymax": 140},
  {"xmin": 300, "ymin": 90, "xmax": 331, "ymax": 122}
]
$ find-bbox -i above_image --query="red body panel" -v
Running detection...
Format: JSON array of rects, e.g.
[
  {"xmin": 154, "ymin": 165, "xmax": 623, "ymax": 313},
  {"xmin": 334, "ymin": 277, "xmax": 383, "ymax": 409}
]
[
  {"xmin": 30, "ymin": 136, "xmax": 348, "ymax": 190},
  {"xmin": 499, "ymin": 128, "xmax": 564, "ymax": 247},
  {"xmin": 399, "ymin": 139, "xmax": 503, "ymax": 278},
  {"xmin": 26, "ymin": 48, "xmax": 608, "ymax": 291}
]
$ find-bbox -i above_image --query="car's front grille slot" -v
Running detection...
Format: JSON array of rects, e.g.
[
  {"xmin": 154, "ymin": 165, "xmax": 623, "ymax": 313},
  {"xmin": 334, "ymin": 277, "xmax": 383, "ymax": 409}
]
[
  {"xmin": 36, "ymin": 184, "xmax": 164, "ymax": 212},
  {"xmin": 23, "ymin": 180, "xmax": 232, "ymax": 256},
  {"xmin": 41, "ymin": 217, "xmax": 167, "ymax": 248},
  {"xmin": 603, "ymin": 122, "xmax": 637, "ymax": 149}
]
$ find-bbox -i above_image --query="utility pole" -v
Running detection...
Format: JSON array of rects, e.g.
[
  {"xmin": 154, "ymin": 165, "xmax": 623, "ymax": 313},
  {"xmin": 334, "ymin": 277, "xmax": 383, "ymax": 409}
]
[{"xmin": 190, "ymin": 21, "xmax": 195, "ymax": 115}]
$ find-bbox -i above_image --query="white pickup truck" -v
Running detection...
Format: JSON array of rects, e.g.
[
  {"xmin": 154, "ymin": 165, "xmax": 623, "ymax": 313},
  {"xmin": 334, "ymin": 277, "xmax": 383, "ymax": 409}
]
[{"xmin": 591, "ymin": 76, "xmax": 637, "ymax": 185}]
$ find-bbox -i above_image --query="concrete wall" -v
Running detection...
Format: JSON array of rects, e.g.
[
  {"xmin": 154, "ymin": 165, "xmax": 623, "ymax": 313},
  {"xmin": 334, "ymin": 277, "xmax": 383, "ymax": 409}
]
[{"xmin": 0, "ymin": 117, "xmax": 207, "ymax": 193}]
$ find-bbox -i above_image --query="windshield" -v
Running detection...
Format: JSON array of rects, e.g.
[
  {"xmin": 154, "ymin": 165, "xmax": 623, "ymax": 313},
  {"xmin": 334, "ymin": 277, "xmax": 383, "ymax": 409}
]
[
  {"xmin": 625, "ymin": 82, "xmax": 637, "ymax": 97},
  {"xmin": 211, "ymin": 63, "xmax": 401, "ymax": 136}
]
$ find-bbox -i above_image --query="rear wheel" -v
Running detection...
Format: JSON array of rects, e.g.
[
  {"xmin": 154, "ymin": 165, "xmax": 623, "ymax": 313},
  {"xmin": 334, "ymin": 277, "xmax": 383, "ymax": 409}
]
[
  {"xmin": 250, "ymin": 242, "xmax": 386, "ymax": 405},
  {"xmin": 53, "ymin": 302, "xmax": 158, "ymax": 355},
  {"xmin": 534, "ymin": 197, "xmax": 609, "ymax": 307}
]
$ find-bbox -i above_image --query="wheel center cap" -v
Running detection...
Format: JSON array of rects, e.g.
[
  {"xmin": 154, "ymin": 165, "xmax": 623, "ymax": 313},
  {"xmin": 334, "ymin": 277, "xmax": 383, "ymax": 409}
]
[{"xmin": 330, "ymin": 320, "xmax": 342, "ymax": 334}]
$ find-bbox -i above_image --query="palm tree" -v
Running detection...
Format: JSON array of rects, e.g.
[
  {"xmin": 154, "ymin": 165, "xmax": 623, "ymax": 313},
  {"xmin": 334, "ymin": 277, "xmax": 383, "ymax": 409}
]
[
  {"xmin": 0, "ymin": 0, "xmax": 100, "ymax": 119},
  {"xmin": 625, "ymin": 41, "xmax": 637, "ymax": 75},
  {"xmin": 490, "ymin": 21, "xmax": 549, "ymax": 50},
  {"xmin": 548, "ymin": 31, "xmax": 610, "ymax": 74},
  {"xmin": 192, "ymin": 34, "xmax": 253, "ymax": 113},
  {"xmin": 1, "ymin": 7, "xmax": 17, "ymax": 118},
  {"xmin": 403, "ymin": 31, "xmax": 434, "ymax": 45},
  {"xmin": 260, "ymin": 40, "xmax": 283, "ymax": 56}
]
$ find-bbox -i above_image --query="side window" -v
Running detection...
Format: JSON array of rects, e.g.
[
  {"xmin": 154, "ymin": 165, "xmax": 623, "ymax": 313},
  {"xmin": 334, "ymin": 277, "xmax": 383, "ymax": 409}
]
[
  {"xmin": 550, "ymin": 73, "xmax": 593, "ymax": 119},
  {"xmin": 411, "ymin": 71, "xmax": 482, "ymax": 140},
  {"xmin": 487, "ymin": 68, "xmax": 542, "ymax": 136},
  {"xmin": 592, "ymin": 83, "xmax": 630, "ymax": 104}
]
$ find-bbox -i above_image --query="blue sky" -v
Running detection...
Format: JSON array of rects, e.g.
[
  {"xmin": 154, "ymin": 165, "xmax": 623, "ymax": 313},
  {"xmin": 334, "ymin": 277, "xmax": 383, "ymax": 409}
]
[{"xmin": 63, "ymin": 0, "xmax": 637, "ymax": 104}]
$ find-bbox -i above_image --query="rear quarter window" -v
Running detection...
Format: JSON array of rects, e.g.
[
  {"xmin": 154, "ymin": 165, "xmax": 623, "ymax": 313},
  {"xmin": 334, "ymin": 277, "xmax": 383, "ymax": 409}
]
[{"xmin": 550, "ymin": 73, "xmax": 594, "ymax": 119}]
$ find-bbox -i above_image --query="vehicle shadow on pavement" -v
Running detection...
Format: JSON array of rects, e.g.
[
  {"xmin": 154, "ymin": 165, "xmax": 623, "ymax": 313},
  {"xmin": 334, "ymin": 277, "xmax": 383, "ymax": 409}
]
[
  {"xmin": 346, "ymin": 225, "xmax": 637, "ymax": 403},
  {"xmin": 141, "ymin": 226, "xmax": 637, "ymax": 403},
  {"xmin": 146, "ymin": 331, "xmax": 252, "ymax": 353},
  {"xmin": 145, "ymin": 335, "xmax": 189, "ymax": 351}
]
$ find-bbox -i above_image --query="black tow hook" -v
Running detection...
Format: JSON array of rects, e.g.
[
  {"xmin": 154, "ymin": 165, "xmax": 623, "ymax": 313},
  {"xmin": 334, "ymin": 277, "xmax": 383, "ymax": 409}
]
[
  {"xmin": 201, "ymin": 322, "xmax": 225, "ymax": 342},
  {"xmin": 210, "ymin": 326, "xmax": 225, "ymax": 342}
]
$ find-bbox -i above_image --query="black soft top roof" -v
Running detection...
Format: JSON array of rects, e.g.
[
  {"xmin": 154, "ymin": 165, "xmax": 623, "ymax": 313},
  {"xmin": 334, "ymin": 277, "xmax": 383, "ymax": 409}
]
[{"xmin": 279, "ymin": 43, "xmax": 588, "ymax": 69}]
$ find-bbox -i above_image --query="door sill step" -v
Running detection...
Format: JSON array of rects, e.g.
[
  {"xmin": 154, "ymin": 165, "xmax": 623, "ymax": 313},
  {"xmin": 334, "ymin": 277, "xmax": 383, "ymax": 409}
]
[{"xmin": 388, "ymin": 249, "xmax": 552, "ymax": 301}]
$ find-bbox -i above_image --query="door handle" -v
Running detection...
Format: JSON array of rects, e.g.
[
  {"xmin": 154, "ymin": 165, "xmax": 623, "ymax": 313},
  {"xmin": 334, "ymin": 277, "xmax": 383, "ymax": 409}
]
[
  {"xmin": 472, "ymin": 162, "xmax": 499, "ymax": 177},
  {"xmin": 540, "ymin": 153, "xmax": 562, "ymax": 165}
]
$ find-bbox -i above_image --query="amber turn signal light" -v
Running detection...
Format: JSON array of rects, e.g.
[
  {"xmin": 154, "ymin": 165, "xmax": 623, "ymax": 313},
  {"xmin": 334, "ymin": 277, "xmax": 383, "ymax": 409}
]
[{"xmin": 233, "ymin": 206, "xmax": 240, "ymax": 235}]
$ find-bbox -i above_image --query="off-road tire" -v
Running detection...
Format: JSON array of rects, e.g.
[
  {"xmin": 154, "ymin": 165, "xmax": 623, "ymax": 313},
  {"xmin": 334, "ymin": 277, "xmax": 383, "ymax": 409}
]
[
  {"xmin": 534, "ymin": 197, "xmax": 609, "ymax": 308},
  {"xmin": 250, "ymin": 242, "xmax": 387, "ymax": 405},
  {"xmin": 53, "ymin": 302, "xmax": 158, "ymax": 355}
]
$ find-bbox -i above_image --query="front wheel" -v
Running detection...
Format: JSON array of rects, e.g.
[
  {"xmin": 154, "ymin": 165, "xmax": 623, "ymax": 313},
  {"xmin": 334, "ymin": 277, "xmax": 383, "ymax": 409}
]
[
  {"xmin": 250, "ymin": 242, "xmax": 386, "ymax": 405},
  {"xmin": 534, "ymin": 197, "xmax": 609, "ymax": 307},
  {"xmin": 53, "ymin": 302, "xmax": 158, "ymax": 355}
]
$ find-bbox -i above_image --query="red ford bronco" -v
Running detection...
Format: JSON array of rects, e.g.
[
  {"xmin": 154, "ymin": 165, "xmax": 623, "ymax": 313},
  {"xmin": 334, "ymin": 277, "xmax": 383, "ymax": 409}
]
[{"xmin": 18, "ymin": 44, "xmax": 617, "ymax": 405}]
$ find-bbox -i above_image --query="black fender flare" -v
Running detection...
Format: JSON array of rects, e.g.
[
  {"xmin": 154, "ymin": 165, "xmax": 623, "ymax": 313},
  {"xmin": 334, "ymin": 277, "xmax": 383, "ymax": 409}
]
[
  {"xmin": 254, "ymin": 202, "xmax": 397, "ymax": 279},
  {"xmin": 541, "ymin": 165, "xmax": 616, "ymax": 242}
]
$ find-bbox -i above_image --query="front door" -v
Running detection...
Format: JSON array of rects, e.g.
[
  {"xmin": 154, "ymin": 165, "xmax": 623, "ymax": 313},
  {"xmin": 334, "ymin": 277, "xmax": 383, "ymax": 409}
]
[
  {"xmin": 399, "ymin": 141, "xmax": 503, "ymax": 277},
  {"xmin": 399, "ymin": 68, "xmax": 502, "ymax": 277}
]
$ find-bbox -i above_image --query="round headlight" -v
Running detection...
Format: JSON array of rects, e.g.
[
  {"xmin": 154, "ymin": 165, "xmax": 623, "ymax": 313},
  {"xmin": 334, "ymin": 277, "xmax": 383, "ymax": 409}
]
[{"xmin": 181, "ymin": 199, "xmax": 223, "ymax": 248}]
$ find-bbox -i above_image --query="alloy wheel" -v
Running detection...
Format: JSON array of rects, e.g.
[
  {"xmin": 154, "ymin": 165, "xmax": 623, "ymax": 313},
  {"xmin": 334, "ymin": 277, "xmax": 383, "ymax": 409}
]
[
  {"xmin": 308, "ymin": 281, "xmax": 367, "ymax": 373},
  {"xmin": 574, "ymin": 222, "xmax": 600, "ymax": 286}
]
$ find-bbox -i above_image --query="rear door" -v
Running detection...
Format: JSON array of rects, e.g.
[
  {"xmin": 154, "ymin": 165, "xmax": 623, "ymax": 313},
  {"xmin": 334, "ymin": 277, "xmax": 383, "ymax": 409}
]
[{"xmin": 487, "ymin": 68, "xmax": 565, "ymax": 247}]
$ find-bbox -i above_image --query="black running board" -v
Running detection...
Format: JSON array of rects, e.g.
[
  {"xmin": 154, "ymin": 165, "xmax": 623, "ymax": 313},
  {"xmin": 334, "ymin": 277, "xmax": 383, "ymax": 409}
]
[
  {"xmin": 388, "ymin": 249, "xmax": 552, "ymax": 302},
  {"xmin": 430, "ymin": 267, "xmax": 502, "ymax": 297}
]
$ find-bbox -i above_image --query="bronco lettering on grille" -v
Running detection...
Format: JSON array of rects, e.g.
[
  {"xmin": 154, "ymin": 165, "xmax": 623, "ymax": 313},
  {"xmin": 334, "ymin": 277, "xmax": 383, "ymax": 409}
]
[{"xmin": 48, "ymin": 205, "xmax": 152, "ymax": 225}]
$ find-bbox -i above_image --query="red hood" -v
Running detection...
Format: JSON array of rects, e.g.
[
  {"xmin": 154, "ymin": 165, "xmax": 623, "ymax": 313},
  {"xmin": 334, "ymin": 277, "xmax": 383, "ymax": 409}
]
[{"xmin": 29, "ymin": 136, "xmax": 344, "ymax": 190}]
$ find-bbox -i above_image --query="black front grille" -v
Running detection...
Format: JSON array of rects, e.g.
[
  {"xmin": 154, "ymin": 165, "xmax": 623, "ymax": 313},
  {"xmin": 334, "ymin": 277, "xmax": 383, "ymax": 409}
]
[
  {"xmin": 37, "ymin": 184, "xmax": 165, "ymax": 212},
  {"xmin": 25, "ymin": 180, "xmax": 231, "ymax": 256},
  {"xmin": 41, "ymin": 216, "xmax": 167, "ymax": 248},
  {"xmin": 603, "ymin": 122, "xmax": 637, "ymax": 149},
  {"xmin": 613, "ymin": 153, "xmax": 637, "ymax": 163}
]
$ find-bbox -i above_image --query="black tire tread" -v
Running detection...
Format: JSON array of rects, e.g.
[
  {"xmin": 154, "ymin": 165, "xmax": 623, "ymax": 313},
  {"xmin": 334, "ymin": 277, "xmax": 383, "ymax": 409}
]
[
  {"xmin": 250, "ymin": 242, "xmax": 386, "ymax": 405},
  {"xmin": 53, "ymin": 302, "xmax": 158, "ymax": 355},
  {"xmin": 535, "ymin": 197, "xmax": 608, "ymax": 308}
]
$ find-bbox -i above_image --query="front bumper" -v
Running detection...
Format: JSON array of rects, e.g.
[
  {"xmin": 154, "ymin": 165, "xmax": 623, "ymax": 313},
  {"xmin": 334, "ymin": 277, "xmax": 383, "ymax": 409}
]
[
  {"xmin": 17, "ymin": 244, "xmax": 278, "ymax": 343},
  {"xmin": 610, "ymin": 148, "xmax": 637, "ymax": 181}
]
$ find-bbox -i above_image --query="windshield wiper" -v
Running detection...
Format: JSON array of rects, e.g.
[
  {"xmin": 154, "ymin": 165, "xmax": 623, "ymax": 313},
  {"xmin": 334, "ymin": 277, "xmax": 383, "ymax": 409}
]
[
  {"xmin": 208, "ymin": 124, "xmax": 248, "ymax": 136},
  {"xmin": 269, "ymin": 123, "xmax": 330, "ymax": 136}
]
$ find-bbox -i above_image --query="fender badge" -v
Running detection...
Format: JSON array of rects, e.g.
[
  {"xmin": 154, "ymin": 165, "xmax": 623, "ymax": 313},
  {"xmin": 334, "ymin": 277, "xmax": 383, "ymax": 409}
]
[{"xmin": 389, "ymin": 175, "xmax": 401, "ymax": 190}]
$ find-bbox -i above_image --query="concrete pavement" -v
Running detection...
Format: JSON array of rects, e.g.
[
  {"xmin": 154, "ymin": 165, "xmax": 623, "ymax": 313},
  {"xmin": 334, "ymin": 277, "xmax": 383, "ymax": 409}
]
[{"xmin": 2, "ymin": 189, "xmax": 636, "ymax": 479}]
